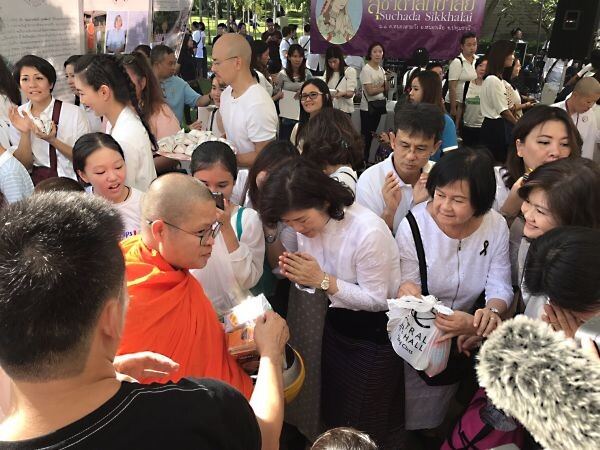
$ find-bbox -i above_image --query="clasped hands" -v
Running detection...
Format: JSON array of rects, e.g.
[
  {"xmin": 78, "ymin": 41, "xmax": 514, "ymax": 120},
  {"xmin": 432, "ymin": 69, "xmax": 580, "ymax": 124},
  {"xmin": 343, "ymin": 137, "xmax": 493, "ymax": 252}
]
[
  {"xmin": 279, "ymin": 251, "xmax": 324, "ymax": 289},
  {"xmin": 8, "ymin": 106, "xmax": 57, "ymax": 143}
]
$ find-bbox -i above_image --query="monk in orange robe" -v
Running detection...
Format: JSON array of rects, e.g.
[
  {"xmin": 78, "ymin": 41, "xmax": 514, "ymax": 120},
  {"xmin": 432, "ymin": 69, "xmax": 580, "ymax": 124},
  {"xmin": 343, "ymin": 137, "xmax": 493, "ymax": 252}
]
[{"xmin": 116, "ymin": 174, "xmax": 288, "ymax": 450}]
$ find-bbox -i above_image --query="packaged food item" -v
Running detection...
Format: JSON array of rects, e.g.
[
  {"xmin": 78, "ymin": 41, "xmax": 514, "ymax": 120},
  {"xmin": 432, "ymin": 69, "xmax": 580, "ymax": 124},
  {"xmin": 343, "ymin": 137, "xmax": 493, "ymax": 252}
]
[{"xmin": 224, "ymin": 294, "xmax": 272, "ymax": 373}]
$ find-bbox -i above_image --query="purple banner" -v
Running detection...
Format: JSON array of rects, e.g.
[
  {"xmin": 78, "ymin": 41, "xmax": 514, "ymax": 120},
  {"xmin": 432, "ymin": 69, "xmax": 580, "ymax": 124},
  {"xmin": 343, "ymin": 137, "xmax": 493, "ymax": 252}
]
[{"xmin": 311, "ymin": 0, "xmax": 486, "ymax": 59}]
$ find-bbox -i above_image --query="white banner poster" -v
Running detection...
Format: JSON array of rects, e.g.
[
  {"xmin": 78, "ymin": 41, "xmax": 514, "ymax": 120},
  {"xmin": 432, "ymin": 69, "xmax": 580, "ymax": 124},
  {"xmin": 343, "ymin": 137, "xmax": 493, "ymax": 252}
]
[
  {"xmin": 151, "ymin": 0, "xmax": 193, "ymax": 54},
  {"xmin": 0, "ymin": 0, "xmax": 83, "ymax": 100},
  {"xmin": 83, "ymin": 0, "xmax": 151, "ymax": 54}
]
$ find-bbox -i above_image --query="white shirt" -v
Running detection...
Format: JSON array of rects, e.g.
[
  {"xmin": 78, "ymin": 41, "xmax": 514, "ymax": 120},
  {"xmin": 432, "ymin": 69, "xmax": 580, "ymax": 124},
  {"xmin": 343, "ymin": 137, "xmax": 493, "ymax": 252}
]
[
  {"xmin": 360, "ymin": 63, "xmax": 386, "ymax": 111},
  {"xmin": 114, "ymin": 187, "xmax": 144, "ymax": 240},
  {"xmin": 395, "ymin": 202, "xmax": 513, "ymax": 310},
  {"xmin": 192, "ymin": 30, "xmax": 205, "ymax": 58},
  {"xmin": 297, "ymin": 202, "xmax": 401, "ymax": 311},
  {"xmin": 462, "ymin": 81, "xmax": 484, "ymax": 128},
  {"xmin": 444, "ymin": 54, "xmax": 477, "ymax": 103},
  {"xmin": 279, "ymin": 37, "xmax": 292, "ymax": 69},
  {"xmin": 220, "ymin": 84, "xmax": 278, "ymax": 156},
  {"xmin": 480, "ymin": 75, "xmax": 509, "ymax": 119},
  {"xmin": 327, "ymin": 67, "xmax": 357, "ymax": 114},
  {"xmin": 492, "ymin": 166, "xmax": 510, "ymax": 213},
  {"xmin": 0, "ymin": 150, "xmax": 33, "ymax": 203},
  {"xmin": 256, "ymin": 71, "xmax": 274, "ymax": 96},
  {"xmin": 191, "ymin": 205, "xmax": 265, "ymax": 316},
  {"xmin": 105, "ymin": 107, "xmax": 156, "ymax": 191},
  {"xmin": 9, "ymin": 98, "xmax": 90, "ymax": 179},
  {"xmin": 329, "ymin": 165, "xmax": 357, "ymax": 195},
  {"xmin": 504, "ymin": 81, "xmax": 522, "ymax": 119},
  {"xmin": 552, "ymin": 100, "xmax": 600, "ymax": 159},
  {"xmin": 356, "ymin": 154, "xmax": 425, "ymax": 235}
]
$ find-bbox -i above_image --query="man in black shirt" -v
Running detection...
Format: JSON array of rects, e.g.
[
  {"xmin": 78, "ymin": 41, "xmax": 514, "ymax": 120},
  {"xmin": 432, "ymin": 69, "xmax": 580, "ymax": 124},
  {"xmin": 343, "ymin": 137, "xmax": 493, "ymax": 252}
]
[
  {"xmin": 0, "ymin": 194, "xmax": 272, "ymax": 449},
  {"xmin": 261, "ymin": 18, "xmax": 282, "ymax": 73}
]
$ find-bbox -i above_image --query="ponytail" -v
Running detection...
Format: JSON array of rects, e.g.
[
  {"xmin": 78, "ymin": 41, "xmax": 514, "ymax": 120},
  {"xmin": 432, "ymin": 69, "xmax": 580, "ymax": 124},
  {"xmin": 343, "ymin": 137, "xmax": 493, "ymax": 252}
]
[{"xmin": 75, "ymin": 54, "xmax": 158, "ymax": 152}]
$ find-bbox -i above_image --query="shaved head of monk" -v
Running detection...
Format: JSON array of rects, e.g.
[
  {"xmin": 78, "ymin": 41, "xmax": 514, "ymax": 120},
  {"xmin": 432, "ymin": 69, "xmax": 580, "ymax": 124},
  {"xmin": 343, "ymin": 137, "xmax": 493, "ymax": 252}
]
[
  {"xmin": 211, "ymin": 33, "xmax": 252, "ymax": 86},
  {"xmin": 142, "ymin": 173, "xmax": 219, "ymax": 270}
]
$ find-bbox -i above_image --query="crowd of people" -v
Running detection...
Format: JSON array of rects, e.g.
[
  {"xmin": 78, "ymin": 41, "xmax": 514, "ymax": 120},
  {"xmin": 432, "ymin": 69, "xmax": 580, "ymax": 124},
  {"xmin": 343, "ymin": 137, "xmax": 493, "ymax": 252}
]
[{"xmin": 0, "ymin": 15, "xmax": 599, "ymax": 450}]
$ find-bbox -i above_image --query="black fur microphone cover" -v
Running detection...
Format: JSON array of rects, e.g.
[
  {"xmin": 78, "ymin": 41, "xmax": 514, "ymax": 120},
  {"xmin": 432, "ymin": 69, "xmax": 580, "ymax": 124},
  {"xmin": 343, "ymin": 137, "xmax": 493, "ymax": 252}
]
[{"xmin": 476, "ymin": 315, "xmax": 600, "ymax": 450}]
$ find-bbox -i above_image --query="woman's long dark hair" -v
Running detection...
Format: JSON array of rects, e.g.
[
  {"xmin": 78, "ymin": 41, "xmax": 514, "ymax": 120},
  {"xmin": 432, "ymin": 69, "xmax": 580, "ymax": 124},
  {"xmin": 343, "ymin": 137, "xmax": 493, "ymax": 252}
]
[
  {"xmin": 503, "ymin": 105, "xmax": 582, "ymax": 188},
  {"xmin": 74, "ymin": 54, "xmax": 158, "ymax": 152},
  {"xmin": 251, "ymin": 40, "xmax": 271, "ymax": 82},
  {"xmin": 296, "ymin": 78, "xmax": 333, "ymax": 147},
  {"xmin": 324, "ymin": 45, "xmax": 347, "ymax": 83},
  {"xmin": 285, "ymin": 44, "xmax": 307, "ymax": 82},
  {"xmin": 0, "ymin": 55, "xmax": 21, "ymax": 105},
  {"xmin": 412, "ymin": 70, "xmax": 445, "ymax": 112},
  {"xmin": 122, "ymin": 52, "xmax": 165, "ymax": 121}
]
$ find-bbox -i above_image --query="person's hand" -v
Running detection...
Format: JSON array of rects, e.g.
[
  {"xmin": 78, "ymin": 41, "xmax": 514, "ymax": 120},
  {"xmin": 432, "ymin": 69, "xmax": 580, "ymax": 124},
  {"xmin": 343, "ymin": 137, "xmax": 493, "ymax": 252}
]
[
  {"xmin": 580, "ymin": 337, "xmax": 600, "ymax": 361},
  {"xmin": 279, "ymin": 251, "xmax": 324, "ymax": 288},
  {"xmin": 382, "ymin": 171, "xmax": 402, "ymax": 213},
  {"xmin": 32, "ymin": 121, "xmax": 57, "ymax": 143},
  {"xmin": 376, "ymin": 131, "xmax": 390, "ymax": 145},
  {"xmin": 412, "ymin": 173, "xmax": 429, "ymax": 204},
  {"xmin": 435, "ymin": 310, "xmax": 478, "ymax": 340},
  {"xmin": 254, "ymin": 310, "xmax": 289, "ymax": 359},
  {"xmin": 113, "ymin": 352, "xmax": 180, "ymax": 382},
  {"xmin": 397, "ymin": 281, "xmax": 421, "ymax": 298},
  {"xmin": 216, "ymin": 197, "xmax": 235, "ymax": 225},
  {"xmin": 8, "ymin": 106, "xmax": 32, "ymax": 134},
  {"xmin": 293, "ymin": 89, "xmax": 301, "ymax": 100},
  {"xmin": 542, "ymin": 303, "xmax": 583, "ymax": 339},
  {"xmin": 449, "ymin": 104, "xmax": 457, "ymax": 119},
  {"xmin": 473, "ymin": 307, "xmax": 502, "ymax": 337},
  {"xmin": 189, "ymin": 119, "xmax": 203, "ymax": 130},
  {"xmin": 272, "ymin": 91, "xmax": 284, "ymax": 102},
  {"xmin": 456, "ymin": 334, "xmax": 483, "ymax": 356}
]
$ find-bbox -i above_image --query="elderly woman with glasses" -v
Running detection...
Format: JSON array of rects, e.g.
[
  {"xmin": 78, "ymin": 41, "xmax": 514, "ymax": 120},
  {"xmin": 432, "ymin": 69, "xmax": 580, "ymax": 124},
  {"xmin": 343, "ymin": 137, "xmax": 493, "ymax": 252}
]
[{"xmin": 290, "ymin": 78, "xmax": 333, "ymax": 151}]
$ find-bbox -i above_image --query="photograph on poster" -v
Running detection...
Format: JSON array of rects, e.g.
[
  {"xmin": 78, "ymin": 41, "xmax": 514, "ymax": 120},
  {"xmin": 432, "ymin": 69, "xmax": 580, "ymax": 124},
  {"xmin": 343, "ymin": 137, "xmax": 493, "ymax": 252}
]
[
  {"xmin": 106, "ymin": 11, "xmax": 127, "ymax": 54},
  {"xmin": 316, "ymin": 0, "xmax": 362, "ymax": 44},
  {"xmin": 83, "ymin": 11, "xmax": 107, "ymax": 54},
  {"xmin": 125, "ymin": 11, "xmax": 149, "ymax": 52},
  {"xmin": 152, "ymin": 10, "xmax": 179, "ymax": 47}
]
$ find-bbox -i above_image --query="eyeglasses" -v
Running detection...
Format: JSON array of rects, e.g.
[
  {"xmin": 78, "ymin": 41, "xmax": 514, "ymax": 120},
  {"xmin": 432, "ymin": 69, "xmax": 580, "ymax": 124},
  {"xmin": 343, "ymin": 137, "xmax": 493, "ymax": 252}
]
[
  {"xmin": 146, "ymin": 219, "xmax": 222, "ymax": 245},
  {"xmin": 300, "ymin": 92, "xmax": 324, "ymax": 101},
  {"xmin": 211, "ymin": 56, "xmax": 239, "ymax": 67},
  {"xmin": 397, "ymin": 144, "xmax": 432, "ymax": 158}
]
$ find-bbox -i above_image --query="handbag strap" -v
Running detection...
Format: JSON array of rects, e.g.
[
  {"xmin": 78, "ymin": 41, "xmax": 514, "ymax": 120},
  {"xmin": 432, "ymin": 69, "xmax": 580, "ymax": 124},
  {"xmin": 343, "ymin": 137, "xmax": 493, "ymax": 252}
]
[
  {"xmin": 334, "ymin": 70, "xmax": 345, "ymax": 90},
  {"xmin": 49, "ymin": 99, "xmax": 62, "ymax": 173},
  {"xmin": 405, "ymin": 211, "xmax": 429, "ymax": 296},
  {"xmin": 235, "ymin": 206, "xmax": 245, "ymax": 240}
]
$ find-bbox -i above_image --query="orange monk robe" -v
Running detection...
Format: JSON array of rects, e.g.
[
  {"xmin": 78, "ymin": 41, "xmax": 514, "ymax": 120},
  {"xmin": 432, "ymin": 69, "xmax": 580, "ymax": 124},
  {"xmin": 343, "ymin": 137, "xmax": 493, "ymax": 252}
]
[{"xmin": 117, "ymin": 235, "xmax": 253, "ymax": 399}]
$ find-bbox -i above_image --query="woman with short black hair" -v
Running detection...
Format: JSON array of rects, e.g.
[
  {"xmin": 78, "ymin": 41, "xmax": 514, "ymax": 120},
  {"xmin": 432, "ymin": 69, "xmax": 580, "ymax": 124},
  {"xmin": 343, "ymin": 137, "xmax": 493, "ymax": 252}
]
[
  {"xmin": 395, "ymin": 147, "xmax": 512, "ymax": 434},
  {"xmin": 8, "ymin": 55, "xmax": 90, "ymax": 184},
  {"xmin": 259, "ymin": 158, "xmax": 403, "ymax": 447}
]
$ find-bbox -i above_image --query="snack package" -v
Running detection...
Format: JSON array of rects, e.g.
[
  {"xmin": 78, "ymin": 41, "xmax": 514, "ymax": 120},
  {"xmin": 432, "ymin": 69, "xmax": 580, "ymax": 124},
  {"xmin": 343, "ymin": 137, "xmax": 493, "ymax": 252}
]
[{"xmin": 224, "ymin": 294, "xmax": 272, "ymax": 373}]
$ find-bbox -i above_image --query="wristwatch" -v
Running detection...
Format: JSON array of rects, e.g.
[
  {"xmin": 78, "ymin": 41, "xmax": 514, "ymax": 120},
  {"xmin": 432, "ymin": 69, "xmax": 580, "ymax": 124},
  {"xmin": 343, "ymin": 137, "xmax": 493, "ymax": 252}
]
[{"xmin": 320, "ymin": 273, "xmax": 330, "ymax": 291}]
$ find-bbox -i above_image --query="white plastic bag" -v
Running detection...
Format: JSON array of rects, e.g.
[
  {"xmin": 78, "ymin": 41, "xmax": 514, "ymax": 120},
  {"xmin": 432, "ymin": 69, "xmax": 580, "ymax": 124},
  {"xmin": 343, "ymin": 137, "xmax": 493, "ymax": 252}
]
[{"xmin": 387, "ymin": 295, "xmax": 453, "ymax": 375}]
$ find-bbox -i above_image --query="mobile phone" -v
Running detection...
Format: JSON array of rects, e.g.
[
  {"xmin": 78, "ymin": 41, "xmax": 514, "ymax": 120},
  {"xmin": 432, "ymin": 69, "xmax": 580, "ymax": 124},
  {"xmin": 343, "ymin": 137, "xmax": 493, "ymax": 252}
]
[
  {"xmin": 212, "ymin": 192, "xmax": 225, "ymax": 210},
  {"xmin": 575, "ymin": 315, "xmax": 600, "ymax": 353}
]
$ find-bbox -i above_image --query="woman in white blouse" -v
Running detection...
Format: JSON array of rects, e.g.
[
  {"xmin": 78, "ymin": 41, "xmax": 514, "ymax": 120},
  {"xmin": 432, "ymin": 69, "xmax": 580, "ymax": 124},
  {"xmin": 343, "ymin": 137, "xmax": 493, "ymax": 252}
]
[
  {"xmin": 360, "ymin": 42, "xmax": 389, "ymax": 163},
  {"xmin": 74, "ymin": 54, "xmax": 157, "ymax": 192},
  {"xmin": 480, "ymin": 40, "xmax": 518, "ymax": 163},
  {"xmin": 395, "ymin": 147, "xmax": 513, "ymax": 435},
  {"xmin": 324, "ymin": 45, "xmax": 357, "ymax": 115},
  {"xmin": 258, "ymin": 158, "xmax": 403, "ymax": 447},
  {"xmin": 190, "ymin": 141, "xmax": 265, "ymax": 316},
  {"xmin": 8, "ymin": 55, "xmax": 90, "ymax": 183}
]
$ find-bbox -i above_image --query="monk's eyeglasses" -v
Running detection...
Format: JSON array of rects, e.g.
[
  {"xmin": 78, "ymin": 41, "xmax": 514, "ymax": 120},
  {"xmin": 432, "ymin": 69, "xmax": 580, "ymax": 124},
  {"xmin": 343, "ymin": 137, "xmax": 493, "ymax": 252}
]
[{"xmin": 146, "ymin": 219, "xmax": 222, "ymax": 245}]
